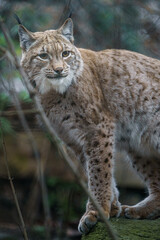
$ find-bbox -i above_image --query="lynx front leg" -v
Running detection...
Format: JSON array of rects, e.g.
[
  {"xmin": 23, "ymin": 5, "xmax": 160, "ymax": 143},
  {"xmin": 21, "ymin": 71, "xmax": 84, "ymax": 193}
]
[{"xmin": 78, "ymin": 127, "xmax": 120, "ymax": 234}]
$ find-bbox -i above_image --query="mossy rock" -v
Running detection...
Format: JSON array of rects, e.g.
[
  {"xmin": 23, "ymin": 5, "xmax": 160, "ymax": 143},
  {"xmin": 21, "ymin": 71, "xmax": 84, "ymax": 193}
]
[{"xmin": 81, "ymin": 217, "xmax": 160, "ymax": 240}]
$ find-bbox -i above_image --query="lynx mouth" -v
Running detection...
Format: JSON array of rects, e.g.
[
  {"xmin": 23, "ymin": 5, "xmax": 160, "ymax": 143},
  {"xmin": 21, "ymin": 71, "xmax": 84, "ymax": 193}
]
[{"xmin": 46, "ymin": 74, "xmax": 67, "ymax": 79}]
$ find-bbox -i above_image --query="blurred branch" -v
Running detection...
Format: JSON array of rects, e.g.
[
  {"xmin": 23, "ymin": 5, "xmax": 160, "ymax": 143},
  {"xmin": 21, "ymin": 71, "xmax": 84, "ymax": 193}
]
[
  {"xmin": 0, "ymin": 108, "xmax": 39, "ymax": 117},
  {"xmin": 0, "ymin": 45, "xmax": 15, "ymax": 63},
  {"xmin": 0, "ymin": 127, "xmax": 29, "ymax": 240},
  {"xmin": 0, "ymin": 21, "xmax": 119, "ymax": 240}
]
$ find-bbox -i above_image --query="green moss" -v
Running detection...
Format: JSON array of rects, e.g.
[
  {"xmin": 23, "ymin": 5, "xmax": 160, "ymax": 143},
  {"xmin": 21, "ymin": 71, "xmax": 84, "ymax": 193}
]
[{"xmin": 82, "ymin": 218, "xmax": 160, "ymax": 240}]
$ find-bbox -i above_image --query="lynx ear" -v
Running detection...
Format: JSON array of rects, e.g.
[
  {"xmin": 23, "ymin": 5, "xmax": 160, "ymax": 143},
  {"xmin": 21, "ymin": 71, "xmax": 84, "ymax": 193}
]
[
  {"xmin": 59, "ymin": 18, "xmax": 74, "ymax": 43},
  {"xmin": 18, "ymin": 25, "xmax": 35, "ymax": 51}
]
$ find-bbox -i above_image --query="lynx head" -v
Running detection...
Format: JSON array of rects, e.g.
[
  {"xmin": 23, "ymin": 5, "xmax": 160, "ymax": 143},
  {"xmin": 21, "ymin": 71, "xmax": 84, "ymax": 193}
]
[{"xmin": 18, "ymin": 19, "xmax": 83, "ymax": 94}]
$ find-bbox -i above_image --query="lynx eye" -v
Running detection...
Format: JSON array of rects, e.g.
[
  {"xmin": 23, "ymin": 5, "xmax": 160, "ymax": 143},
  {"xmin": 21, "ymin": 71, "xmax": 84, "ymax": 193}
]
[
  {"xmin": 38, "ymin": 53, "xmax": 49, "ymax": 59},
  {"xmin": 62, "ymin": 51, "xmax": 70, "ymax": 58}
]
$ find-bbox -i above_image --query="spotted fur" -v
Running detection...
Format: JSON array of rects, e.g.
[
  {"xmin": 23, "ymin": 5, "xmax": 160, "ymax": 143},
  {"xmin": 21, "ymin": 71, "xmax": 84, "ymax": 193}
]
[{"xmin": 19, "ymin": 19, "xmax": 160, "ymax": 234}]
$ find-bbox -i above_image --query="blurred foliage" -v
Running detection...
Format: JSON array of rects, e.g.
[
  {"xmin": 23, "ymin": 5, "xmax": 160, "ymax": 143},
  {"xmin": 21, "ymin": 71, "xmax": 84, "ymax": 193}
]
[
  {"xmin": 85, "ymin": 0, "xmax": 160, "ymax": 53},
  {"xmin": 0, "ymin": 90, "xmax": 32, "ymax": 142},
  {"xmin": 0, "ymin": 117, "xmax": 14, "ymax": 137},
  {"xmin": 47, "ymin": 177, "xmax": 86, "ymax": 223},
  {"xmin": 18, "ymin": 90, "xmax": 32, "ymax": 103},
  {"xmin": 32, "ymin": 225, "xmax": 46, "ymax": 238},
  {"xmin": 0, "ymin": 93, "xmax": 10, "ymax": 111}
]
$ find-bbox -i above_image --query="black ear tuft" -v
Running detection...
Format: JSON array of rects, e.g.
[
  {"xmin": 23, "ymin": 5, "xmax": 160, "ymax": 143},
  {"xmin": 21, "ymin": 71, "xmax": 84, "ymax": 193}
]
[
  {"xmin": 68, "ymin": 11, "xmax": 72, "ymax": 19},
  {"xmin": 14, "ymin": 13, "xmax": 22, "ymax": 25}
]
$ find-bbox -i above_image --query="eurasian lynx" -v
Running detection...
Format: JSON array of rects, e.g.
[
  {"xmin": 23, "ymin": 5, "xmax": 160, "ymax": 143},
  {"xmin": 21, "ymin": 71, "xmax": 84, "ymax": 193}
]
[{"xmin": 18, "ymin": 18, "xmax": 160, "ymax": 234}]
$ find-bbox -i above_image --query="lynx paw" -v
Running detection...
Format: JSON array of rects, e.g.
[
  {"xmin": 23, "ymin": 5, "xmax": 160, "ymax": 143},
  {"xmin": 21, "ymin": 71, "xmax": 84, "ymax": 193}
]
[
  {"xmin": 122, "ymin": 195, "xmax": 160, "ymax": 219},
  {"xmin": 110, "ymin": 200, "xmax": 122, "ymax": 217},
  {"xmin": 122, "ymin": 205, "xmax": 142, "ymax": 219},
  {"xmin": 78, "ymin": 210, "xmax": 98, "ymax": 234}
]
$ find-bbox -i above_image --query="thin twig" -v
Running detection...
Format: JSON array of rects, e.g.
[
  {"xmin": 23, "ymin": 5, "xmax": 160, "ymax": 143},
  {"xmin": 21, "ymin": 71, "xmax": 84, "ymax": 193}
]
[
  {"xmin": 0, "ymin": 127, "xmax": 29, "ymax": 240},
  {"xmin": 0, "ymin": 20, "xmax": 119, "ymax": 240},
  {"xmin": 0, "ymin": 109, "xmax": 39, "ymax": 117}
]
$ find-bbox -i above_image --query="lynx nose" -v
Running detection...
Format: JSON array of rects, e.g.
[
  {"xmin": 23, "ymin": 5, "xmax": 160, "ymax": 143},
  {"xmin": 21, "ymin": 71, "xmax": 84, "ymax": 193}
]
[{"xmin": 54, "ymin": 67, "xmax": 63, "ymax": 74}]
